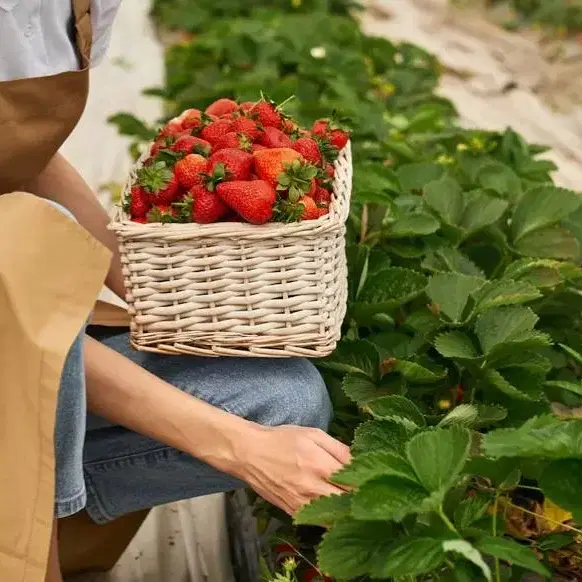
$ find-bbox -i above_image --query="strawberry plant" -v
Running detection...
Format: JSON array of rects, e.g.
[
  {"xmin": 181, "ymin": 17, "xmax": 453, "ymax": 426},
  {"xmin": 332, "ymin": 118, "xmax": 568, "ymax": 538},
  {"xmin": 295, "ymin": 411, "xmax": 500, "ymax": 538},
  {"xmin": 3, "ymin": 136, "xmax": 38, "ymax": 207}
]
[{"xmin": 111, "ymin": 1, "xmax": 582, "ymax": 579}]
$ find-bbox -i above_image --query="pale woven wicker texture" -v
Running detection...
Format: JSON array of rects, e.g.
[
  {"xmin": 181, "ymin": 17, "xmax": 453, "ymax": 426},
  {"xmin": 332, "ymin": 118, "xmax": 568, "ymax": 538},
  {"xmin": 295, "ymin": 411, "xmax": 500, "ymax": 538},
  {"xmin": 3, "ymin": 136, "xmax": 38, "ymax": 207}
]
[{"xmin": 111, "ymin": 143, "xmax": 352, "ymax": 357}]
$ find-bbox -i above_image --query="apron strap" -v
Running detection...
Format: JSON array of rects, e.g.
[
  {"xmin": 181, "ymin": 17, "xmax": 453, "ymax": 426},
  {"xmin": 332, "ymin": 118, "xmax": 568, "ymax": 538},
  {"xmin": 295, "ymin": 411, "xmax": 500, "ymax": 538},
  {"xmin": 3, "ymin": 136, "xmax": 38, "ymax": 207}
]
[{"xmin": 72, "ymin": 0, "xmax": 93, "ymax": 69}]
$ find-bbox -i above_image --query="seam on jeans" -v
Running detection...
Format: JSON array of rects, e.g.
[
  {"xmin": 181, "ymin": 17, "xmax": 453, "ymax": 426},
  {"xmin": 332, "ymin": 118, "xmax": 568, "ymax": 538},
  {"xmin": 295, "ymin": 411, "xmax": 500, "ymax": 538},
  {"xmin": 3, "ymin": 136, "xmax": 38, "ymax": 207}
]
[
  {"xmin": 83, "ymin": 471, "xmax": 113, "ymax": 524},
  {"xmin": 55, "ymin": 489, "xmax": 86, "ymax": 519},
  {"xmin": 55, "ymin": 486, "xmax": 86, "ymax": 503},
  {"xmin": 83, "ymin": 444, "xmax": 179, "ymax": 470}
]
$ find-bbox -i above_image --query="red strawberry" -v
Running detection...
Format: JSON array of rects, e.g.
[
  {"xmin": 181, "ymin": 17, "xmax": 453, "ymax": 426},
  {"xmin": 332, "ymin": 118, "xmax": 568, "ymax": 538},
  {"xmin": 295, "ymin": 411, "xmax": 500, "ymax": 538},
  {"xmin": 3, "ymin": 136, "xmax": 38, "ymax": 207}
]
[
  {"xmin": 292, "ymin": 137, "xmax": 322, "ymax": 165},
  {"xmin": 174, "ymin": 154, "xmax": 209, "ymax": 189},
  {"xmin": 303, "ymin": 568, "xmax": 332, "ymax": 582},
  {"xmin": 128, "ymin": 186, "xmax": 151, "ymax": 218},
  {"xmin": 137, "ymin": 161, "xmax": 181, "ymax": 204},
  {"xmin": 316, "ymin": 206, "xmax": 329, "ymax": 218},
  {"xmin": 253, "ymin": 148, "xmax": 302, "ymax": 188},
  {"xmin": 189, "ymin": 185, "xmax": 229, "ymax": 223},
  {"xmin": 209, "ymin": 149, "xmax": 253, "ymax": 181},
  {"xmin": 329, "ymin": 129, "xmax": 349, "ymax": 150},
  {"xmin": 252, "ymin": 143, "xmax": 267, "ymax": 152},
  {"xmin": 253, "ymin": 148, "xmax": 318, "ymax": 200},
  {"xmin": 298, "ymin": 196, "xmax": 320, "ymax": 220},
  {"xmin": 147, "ymin": 204, "xmax": 180, "ymax": 223},
  {"xmin": 250, "ymin": 100, "xmax": 283, "ymax": 129},
  {"xmin": 230, "ymin": 116, "xmax": 262, "ymax": 140},
  {"xmin": 200, "ymin": 118, "xmax": 234, "ymax": 144},
  {"xmin": 311, "ymin": 119, "xmax": 329, "ymax": 137},
  {"xmin": 324, "ymin": 163, "xmax": 335, "ymax": 178},
  {"xmin": 282, "ymin": 118, "xmax": 297, "ymax": 134},
  {"xmin": 240, "ymin": 101, "xmax": 255, "ymax": 113},
  {"xmin": 307, "ymin": 179, "xmax": 317, "ymax": 198},
  {"xmin": 205, "ymin": 98, "xmax": 239, "ymax": 117},
  {"xmin": 259, "ymin": 126, "xmax": 292, "ymax": 149},
  {"xmin": 314, "ymin": 187, "xmax": 332, "ymax": 207},
  {"xmin": 216, "ymin": 180, "xmax": 276, "ymax": 225},
  {"xmin": 131, "ymin": 216, "xmax": 148, "ymax": 224},
  {"xmin": 179, "ymin": 109, "xmax": 205, "ymax": 131},
  {"xmin": 172, "ymin": 135, "xmax": 212, "ymax": 157},
  {"xmin": 213, "ymin": 132, "xmax": 253, "ymax": 153},
  {"xmin": 159, "ymin": 118, "xmax": 184, "ymax": 138}
]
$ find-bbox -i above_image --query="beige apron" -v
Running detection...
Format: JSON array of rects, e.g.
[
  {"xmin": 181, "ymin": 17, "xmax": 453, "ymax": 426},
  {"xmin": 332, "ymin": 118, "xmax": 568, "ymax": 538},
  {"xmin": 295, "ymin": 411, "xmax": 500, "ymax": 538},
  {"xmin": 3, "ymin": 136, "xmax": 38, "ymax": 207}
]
[{"xmin": 0, "ymin": 3, "xmax": 115, "ymax": 580}]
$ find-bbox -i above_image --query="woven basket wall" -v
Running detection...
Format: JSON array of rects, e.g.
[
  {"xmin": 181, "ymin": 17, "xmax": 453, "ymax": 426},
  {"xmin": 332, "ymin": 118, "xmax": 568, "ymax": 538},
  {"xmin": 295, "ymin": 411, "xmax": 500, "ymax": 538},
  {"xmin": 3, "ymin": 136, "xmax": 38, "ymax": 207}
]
[{"xmin": 109, "ymin": 142, "xmax": 352, "ymax": 357}]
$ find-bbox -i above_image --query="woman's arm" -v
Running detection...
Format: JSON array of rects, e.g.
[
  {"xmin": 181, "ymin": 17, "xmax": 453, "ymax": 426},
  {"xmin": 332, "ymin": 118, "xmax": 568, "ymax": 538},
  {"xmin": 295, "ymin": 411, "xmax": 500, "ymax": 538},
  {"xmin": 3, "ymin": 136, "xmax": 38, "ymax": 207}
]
[
  {"xmin": 85, "ymin": 336, "xmax": 350, "ymax": 515},
  {"xmin": 26, "ymin": 153, "xmax": 125, "ymax": 298}
]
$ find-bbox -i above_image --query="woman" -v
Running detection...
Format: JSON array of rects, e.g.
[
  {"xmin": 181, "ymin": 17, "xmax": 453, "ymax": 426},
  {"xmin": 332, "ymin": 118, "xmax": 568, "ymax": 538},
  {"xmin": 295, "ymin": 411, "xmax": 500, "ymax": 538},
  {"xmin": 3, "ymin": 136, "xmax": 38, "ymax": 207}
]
[{"xmin": 0, "ymin": 3, "xmax": 350, "ymax": 581}]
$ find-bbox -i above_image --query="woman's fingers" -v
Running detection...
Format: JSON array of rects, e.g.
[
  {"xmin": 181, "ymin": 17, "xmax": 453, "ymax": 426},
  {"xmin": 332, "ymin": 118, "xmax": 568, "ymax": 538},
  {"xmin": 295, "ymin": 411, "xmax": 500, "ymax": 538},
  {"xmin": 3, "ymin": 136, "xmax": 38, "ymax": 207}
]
[{"xmin": 310, "ymin": 428, "xmax": 352, "ymax": 464}]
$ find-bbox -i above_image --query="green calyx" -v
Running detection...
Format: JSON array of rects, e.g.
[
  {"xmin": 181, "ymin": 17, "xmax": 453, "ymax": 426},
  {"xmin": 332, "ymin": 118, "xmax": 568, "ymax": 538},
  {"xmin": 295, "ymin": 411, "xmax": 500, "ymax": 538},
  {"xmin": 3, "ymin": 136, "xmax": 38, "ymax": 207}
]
[
  {"xmin": 272, "ymin": 199, "xmax": 304, "ymax": 223},
  {"xmin": 137, "ymin": 161, "xmax": 173, "ymax": 193},
  {"xmin": 277, "ymin": 160, "xmax": 318, "ymax": 202},
  {"xmin": 203, "ymin": 162, "xmax": 231, "ymax": 192},
  {"xmin": 315, "ymin": 135, "xmax": 340, "ymax": 163}
]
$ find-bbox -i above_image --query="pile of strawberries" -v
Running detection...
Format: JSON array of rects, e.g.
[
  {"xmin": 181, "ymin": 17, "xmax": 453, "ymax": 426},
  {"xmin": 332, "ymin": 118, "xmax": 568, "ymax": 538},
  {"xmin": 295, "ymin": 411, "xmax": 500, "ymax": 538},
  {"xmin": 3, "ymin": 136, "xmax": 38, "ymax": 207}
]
[{"xmin": 125, "ymin": 96, "xmax": 350, "ymax": 225}]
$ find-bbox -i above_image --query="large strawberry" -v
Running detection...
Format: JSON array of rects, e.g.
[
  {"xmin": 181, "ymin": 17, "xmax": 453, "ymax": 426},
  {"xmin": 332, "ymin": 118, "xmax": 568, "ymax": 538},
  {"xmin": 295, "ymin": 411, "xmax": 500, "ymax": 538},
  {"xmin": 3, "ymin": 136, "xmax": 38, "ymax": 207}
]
[
  {"xmin": 200, "ymin": 118, "xmax": 234, "ymax": 145},
  {"xmin": 208, "ymin": 149, "xmax": 253, "ymax": 182},
  {"xmin": 230, "ymin": 116, "xmax": 262, "ymax": 140},
  {"xmin": 205, "ymin": 98, "xmax": 239, "ymax": 117},
  {"xmin": 174, "ymin": 154, "xmax": 209, "ymax": 189},
  {"xmin": 274, "ymin": 195, "xmax": 320, "ymax": 222},
  {"xmin": 137, "ymin": 161, "xmax": 181, "ymax": 204},
  {"xmin": 292, "ymin": 137, "xmax": 322, "ymax": 165},
  {"xmin": 212, "ymin": 132, "xmax": 253, "ymax": 153},
  {"xmin": 188, "ymin": 185, "xmax": 229, "ymax": 223},
  {"xmin": 253, "ymin": 148, "xmax": 318, "ymax": 200},
  {"xmin": 216, "ymin": 180, "xmax": 276, "ymax": 224},
  {"xmin": 172, "ymin": 135, "xmax": 211, "ymax": 157},
  {"xmin": 128, "ymin": 186, "xmax": 151, "ymax": 218},
  {"xmin": 314, "ymin": 186, "xmax": 332, "ymax": 208},
  {"xmin": 250, "ymin": 98, "xmax": 283, "ymax": 129},
  {"xmin": 158, "ymin": 118, "xmax": 184, "ymax": 138},
  {"xmin": 259, "ymin": 126, "xmax": 292, "ymax": 149}
]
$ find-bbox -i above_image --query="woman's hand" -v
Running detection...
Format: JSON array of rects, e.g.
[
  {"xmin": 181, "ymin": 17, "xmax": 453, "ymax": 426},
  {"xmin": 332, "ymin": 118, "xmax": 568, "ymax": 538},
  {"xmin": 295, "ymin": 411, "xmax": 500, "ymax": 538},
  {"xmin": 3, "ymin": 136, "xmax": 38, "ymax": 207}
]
[{"xmin": 226, "ymin": 424, "xmax": 351, "ymax": 515}]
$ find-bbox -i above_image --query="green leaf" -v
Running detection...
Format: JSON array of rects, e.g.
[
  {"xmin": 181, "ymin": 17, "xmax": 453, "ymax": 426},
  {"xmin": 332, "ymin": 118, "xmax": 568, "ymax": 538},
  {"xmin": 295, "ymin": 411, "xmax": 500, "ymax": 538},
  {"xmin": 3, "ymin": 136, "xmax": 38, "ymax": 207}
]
[
  {"xmin": 454, "ymin": 495, "xmax": 492, "ymax": 530},
  {"xmin": 539, "ymin": 459, "xmax": 582, "ymax": 523},
  {"xmin": 384, "ymin": 212, "xmax": 440, "ymax": 238},
  {"xmin": 474, "ymin": 404, "xmax": 508, "ymax": 428},
  {"xmin": 438, "ymin": 404, "xmax": 479, "ymax": 428},
  {"xmin": 397, "ymin": 162, "xmax": 444, "ymax": 192},
  {"xmin": 317, "ymin": 520, "xmax": 397, "ymax": 579},
  {"xmin": 346, "ymin": 243, "xmax": 370, "ymax": 301},
  {"xmin": 342, "ymin": 373, "xmax": 390, "ymax": 405},
  {"xmin": 351, "ymin": 475, "xmax": 429, "ymax": 521},
  {"xmin": 484, "ymin": 368, "xmax": 540, "ymax": 401},
  {"xmin": 434, "ymin": 331, "xmax": 480, "ymax": 360},
  {"xmin": 294, "ymin": 493, "xmax": 352, "ymax": 526},
  {"xmin": 352, "ymin": 420, "xmax": 414, "ymax": 456},
  {"xmin": 514, "ymin": 226, "xmax": 579, "ymax": 260},
  {"xmin": 504, "ymin": 258, "xmax": 582, "ymax": 288},
  {"xmin": 482, "ymin": 415, "xmax": 582, "ymax": 459},
  {"xmin": 332, "ymin": 450, "xmax": 418, "ymax": 487},
  {"xmin": 355, "ymin": 267, "xmax": 427, "ymax": 314},
  {"xmin": 423, "ymin": 175, "xmax": 464, "ymax": 225},
  {"xmin": 511, "ymin": 185, "xmax": 582, "ymax": 242},
  {"xmin": 406, "ymin": 427, "xmax": 471, "ymax": 493},
  {"xmin": 366, "ymin": 395, "xmax": 426, "ymax": 427},
  {"xmin": 476, "ymin": 162, "xmax": 521, "ymax": 198},
  {"xmin": 422, "ymin": 247, "xmax": 485, "ymax": 278},
  {"xmin": 460, "ymin": 189, "xmax": 508, "ymax": 234},
  {"xmin": 471, "ymin": 278, "xmax": 542, "ymax": 314},
  {"xmin": 442, "ymin": 540, "xmax": 491, "ymax": 582},
  {"xmin": 476, "ymin": 536, "xmax": 550, "ymax": 578},
  {"xmin": 544, "ymin": 380, "xmax": 582, "ymax": 397},
  {"xmin": 392, "ymin": 359, "xmax": 446, "ymax": 383},
  {"xmin": 319, "ymin": 340, "xmax": 380, "ymax": 377},
  {"xmin": 537, "ymin": 532, "xmax": 575, "ymax": 551},
  {"xmin": 373, "ymin": 537, "xmax": 446, "ymax": 578},
  {"xmin": 474, "ymin": 305, "xmax": 538, "ymax": 355},
  {"xmin": 107, "ymin": 112, "xmax": 157, "ymax": 140},
  {"xmin": 426, "ymin": 273, "xmax": 485, "ymax": 323}
]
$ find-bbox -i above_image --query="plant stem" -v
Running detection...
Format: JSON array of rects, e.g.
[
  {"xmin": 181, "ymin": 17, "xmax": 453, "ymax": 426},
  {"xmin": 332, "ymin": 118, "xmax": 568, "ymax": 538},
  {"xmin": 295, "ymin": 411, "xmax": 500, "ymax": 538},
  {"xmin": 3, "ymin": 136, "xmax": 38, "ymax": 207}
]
[
  {"xmin": 438, "ymin": 506, "xmax": 459, "ymax": 536},
  {"xmin": 503, "ymin": 500, "xmax": 582, "ymax": 535},
  {"xmin": 360, "ymin": 204, "xmax": 369, "ymax": 243},
  {"xmin": 492, "ymin": 492, "xmax": 501, "ymax": 582}
]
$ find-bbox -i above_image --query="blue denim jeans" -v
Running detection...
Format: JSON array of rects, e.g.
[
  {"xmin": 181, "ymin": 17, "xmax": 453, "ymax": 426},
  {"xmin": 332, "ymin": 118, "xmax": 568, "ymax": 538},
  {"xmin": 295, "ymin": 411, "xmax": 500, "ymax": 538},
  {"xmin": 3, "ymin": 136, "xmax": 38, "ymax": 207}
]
[{"xmin": 56, "ymin": 325, "xmax": 331, "ymax": 523}]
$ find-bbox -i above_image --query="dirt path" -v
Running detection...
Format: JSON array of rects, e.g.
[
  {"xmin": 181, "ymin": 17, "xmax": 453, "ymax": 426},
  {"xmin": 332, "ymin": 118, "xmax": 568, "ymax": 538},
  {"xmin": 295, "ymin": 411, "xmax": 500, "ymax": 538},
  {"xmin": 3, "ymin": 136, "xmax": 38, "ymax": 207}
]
[{"xmin": 362, "ymin": 0, "xmax": 582, "ymax": 190}]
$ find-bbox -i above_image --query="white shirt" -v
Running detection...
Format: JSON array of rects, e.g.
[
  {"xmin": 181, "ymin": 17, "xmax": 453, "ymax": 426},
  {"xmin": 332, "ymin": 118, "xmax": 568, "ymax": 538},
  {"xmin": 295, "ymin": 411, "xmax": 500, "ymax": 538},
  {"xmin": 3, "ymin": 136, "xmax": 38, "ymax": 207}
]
[{"xmin": 0, "ymin": 0, "xmax": 121, "ymax": 82}]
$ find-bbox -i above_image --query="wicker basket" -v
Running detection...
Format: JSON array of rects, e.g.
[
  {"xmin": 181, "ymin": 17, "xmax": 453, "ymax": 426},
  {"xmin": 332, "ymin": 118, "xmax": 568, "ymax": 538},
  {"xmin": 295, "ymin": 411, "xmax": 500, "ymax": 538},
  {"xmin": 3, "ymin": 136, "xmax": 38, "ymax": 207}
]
[{"xmin": 109, "ymin": 142, "xmax": 352, "ymax": 357}]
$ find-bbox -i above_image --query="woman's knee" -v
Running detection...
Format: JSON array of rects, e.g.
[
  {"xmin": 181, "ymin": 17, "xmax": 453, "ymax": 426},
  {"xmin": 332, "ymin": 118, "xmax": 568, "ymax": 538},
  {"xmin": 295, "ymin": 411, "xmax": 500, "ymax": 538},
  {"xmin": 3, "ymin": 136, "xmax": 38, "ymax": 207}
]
[{"xmin": 251, "ymin": 359, "xmax": 332, "ymax": 430}]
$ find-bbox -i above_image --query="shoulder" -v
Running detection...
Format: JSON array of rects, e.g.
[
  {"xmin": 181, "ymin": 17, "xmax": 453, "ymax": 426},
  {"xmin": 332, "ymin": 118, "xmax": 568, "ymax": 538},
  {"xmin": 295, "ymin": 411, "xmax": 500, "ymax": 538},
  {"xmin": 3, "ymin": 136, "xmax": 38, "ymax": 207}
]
[{"xmin": 0, "ymin": 0, "xmax": 121, "ymax": 82}]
